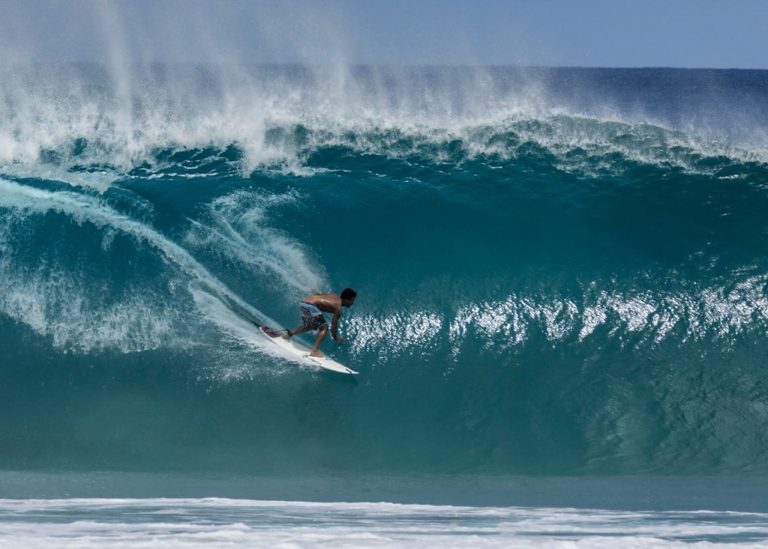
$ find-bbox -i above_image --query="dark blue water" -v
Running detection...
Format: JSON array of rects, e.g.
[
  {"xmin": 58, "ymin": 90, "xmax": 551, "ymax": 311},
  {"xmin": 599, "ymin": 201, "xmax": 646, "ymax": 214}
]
[{"xmin": 0, "ymin": 66, "xmax": 767, "ymax": 492}]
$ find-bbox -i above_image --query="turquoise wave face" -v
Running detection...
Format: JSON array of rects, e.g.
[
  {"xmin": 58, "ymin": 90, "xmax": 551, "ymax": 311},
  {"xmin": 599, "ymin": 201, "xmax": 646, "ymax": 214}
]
[{"xmin": 0, "ymin": 67, "xmax": 767, "ymax": 477}]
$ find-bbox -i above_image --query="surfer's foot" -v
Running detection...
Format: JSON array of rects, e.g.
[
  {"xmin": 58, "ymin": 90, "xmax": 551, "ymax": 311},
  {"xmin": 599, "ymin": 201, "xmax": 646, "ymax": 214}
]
[
  {"xmin": 282, "ymin": 329, "xmax": 292, "ymax": 340},
  {"xmin": 309, "ymin": 350, "xmax": 324, "ymax": 358}
]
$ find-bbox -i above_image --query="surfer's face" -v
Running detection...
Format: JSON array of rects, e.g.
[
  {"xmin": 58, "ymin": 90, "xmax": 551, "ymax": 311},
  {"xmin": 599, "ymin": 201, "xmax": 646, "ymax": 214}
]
[{"xmin": 342, "ymin": 297, "xmax": 355, "ymax": 307}]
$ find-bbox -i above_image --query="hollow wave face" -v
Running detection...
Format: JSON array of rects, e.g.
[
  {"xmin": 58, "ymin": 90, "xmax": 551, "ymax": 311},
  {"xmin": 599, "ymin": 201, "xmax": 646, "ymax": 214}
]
[{"xmin": 0, "ymin": 65, "xmax": 767, "ymax": 477}]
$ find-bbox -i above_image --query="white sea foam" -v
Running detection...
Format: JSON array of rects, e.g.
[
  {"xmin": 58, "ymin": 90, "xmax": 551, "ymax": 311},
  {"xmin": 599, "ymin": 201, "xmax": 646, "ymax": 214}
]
[
  {"xmin": 346, "ymin": 275, "xmax": 768, "ymax": 361},
  {"xmin": 0, "ymin": 498, "xmax": 766, "ymax": 548},
  {"xmin": 0, "ymin": 65, "xmax": 765, "ymax": 188},
  {"xmin": 347, "ymin": 310, "xmax": 444, "ymax": 361}
]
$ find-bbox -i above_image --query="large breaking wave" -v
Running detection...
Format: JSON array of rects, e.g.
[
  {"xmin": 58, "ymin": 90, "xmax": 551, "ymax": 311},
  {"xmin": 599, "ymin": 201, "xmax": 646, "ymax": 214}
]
[{"xmin": 0, "ymin": 65, "xmax": 767, "ymax": 477}]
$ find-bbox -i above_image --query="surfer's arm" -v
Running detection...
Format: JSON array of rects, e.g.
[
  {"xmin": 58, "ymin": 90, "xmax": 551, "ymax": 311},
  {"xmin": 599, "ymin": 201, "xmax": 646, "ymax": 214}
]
[{"xmin": 331, "ymin": 312, "xmax": 345, "ymax": 343}]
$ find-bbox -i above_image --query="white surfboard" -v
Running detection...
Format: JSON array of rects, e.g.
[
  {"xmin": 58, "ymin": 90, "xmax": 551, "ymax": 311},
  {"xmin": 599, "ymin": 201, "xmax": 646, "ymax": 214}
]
[{"xmin": 258, "ymin": 325, "xmax": 359, "ymax": 375}]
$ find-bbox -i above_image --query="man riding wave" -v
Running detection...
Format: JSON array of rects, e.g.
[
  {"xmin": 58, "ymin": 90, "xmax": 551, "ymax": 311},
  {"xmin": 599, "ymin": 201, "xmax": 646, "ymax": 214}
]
[{"xmin": 283, "ymin": 288, "xmax": 357, "ymax": 357}]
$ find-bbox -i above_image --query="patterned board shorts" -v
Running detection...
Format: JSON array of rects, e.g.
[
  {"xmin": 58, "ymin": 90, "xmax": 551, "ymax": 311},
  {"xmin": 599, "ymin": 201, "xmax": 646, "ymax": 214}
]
[{"xmin": 300, "ymin": 302, "xmax": 327, "ymax": 331}]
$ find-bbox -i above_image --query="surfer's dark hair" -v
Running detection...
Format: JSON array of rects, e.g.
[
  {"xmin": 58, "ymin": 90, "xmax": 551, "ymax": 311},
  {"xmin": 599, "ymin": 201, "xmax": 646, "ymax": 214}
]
[{"xmin": 341, "ymin": 288, "xmax": 357, "ymax": 300}]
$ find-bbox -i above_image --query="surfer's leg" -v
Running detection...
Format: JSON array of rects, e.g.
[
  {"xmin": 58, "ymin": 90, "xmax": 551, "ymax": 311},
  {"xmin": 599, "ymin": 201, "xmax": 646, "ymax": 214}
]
[
  {"xmin": 309, "ymin": 324, "xmax": 328, "ymax": 357},
  {"xmin": 284, "ymin": 303, "xmax": 315, "ymax": 339},
  {"xmin": 283, "ymin": 325, "xmax": 307, "ymax": 339}
]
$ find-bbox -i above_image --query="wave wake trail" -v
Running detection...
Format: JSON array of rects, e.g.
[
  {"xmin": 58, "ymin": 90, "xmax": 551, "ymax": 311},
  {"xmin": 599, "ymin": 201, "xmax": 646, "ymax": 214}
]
[{"xmin": 0, "ymin": 178, "xmax": 277, "ymax": 353}]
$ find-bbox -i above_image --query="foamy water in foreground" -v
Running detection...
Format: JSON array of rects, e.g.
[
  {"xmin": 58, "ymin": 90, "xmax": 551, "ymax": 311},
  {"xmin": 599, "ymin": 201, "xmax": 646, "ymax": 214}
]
[{"xmin": 1, "ymin": 498, "xmax": 768, "ymax": 548}]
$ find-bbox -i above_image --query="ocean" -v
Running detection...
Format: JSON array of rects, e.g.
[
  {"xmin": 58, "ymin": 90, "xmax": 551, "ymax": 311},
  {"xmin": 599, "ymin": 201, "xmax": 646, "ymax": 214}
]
[{"xmin": 1, "ymin": 64, "xmax": 767, "ymax": 546}]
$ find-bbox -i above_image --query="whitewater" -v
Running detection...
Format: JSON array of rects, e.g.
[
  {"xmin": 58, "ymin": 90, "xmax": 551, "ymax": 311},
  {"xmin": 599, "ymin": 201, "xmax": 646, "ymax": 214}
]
[{"xmin": 1, "ymin": 63, "xmax": 768, "ymax": 546}]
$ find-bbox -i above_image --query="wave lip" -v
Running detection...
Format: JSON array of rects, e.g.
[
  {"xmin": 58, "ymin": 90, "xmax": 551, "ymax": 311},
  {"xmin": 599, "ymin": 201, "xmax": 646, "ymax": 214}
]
[{"xmin": 1, "ymin": 65, "xmax": 767, "ymax": 180}]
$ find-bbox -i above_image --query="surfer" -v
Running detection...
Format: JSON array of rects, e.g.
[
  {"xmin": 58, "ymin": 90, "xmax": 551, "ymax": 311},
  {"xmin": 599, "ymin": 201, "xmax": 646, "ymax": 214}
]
[{"xmin": 283, "ymin": 288, "xmax": 357, "ymax": 357}]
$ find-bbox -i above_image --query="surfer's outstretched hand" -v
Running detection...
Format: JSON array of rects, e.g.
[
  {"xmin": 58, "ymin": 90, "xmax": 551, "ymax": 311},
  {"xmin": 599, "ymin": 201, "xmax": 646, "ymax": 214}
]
[{"xmin": 334, "ymin": 337, "xmax": 347, "ymax": 344}]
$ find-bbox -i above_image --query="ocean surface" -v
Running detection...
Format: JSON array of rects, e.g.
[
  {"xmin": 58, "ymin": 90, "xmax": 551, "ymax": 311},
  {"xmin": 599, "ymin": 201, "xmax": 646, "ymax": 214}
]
[{"xmin": 1, "ymin": 64, "xmax": 767, "ymax": 546}]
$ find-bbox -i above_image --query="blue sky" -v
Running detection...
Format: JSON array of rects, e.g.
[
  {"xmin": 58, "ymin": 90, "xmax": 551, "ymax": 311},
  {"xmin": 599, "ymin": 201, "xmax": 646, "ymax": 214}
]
[{"xmin": 2, "ymin": 0, "xmax": 766, "ymax": 68}]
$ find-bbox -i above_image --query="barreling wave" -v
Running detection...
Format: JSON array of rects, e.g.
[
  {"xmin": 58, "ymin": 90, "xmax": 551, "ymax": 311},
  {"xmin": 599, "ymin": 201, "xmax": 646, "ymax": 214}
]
[{"xmin": 0, "ymin": 65, "xmax": 767, "ymax": 477}]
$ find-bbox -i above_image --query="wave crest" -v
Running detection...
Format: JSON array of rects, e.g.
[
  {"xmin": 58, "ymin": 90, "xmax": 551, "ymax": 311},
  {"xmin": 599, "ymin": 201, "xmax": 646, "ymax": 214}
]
[{"xmin": 1, "ymin": 65, "xmax": 767, "ymax": 184}]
